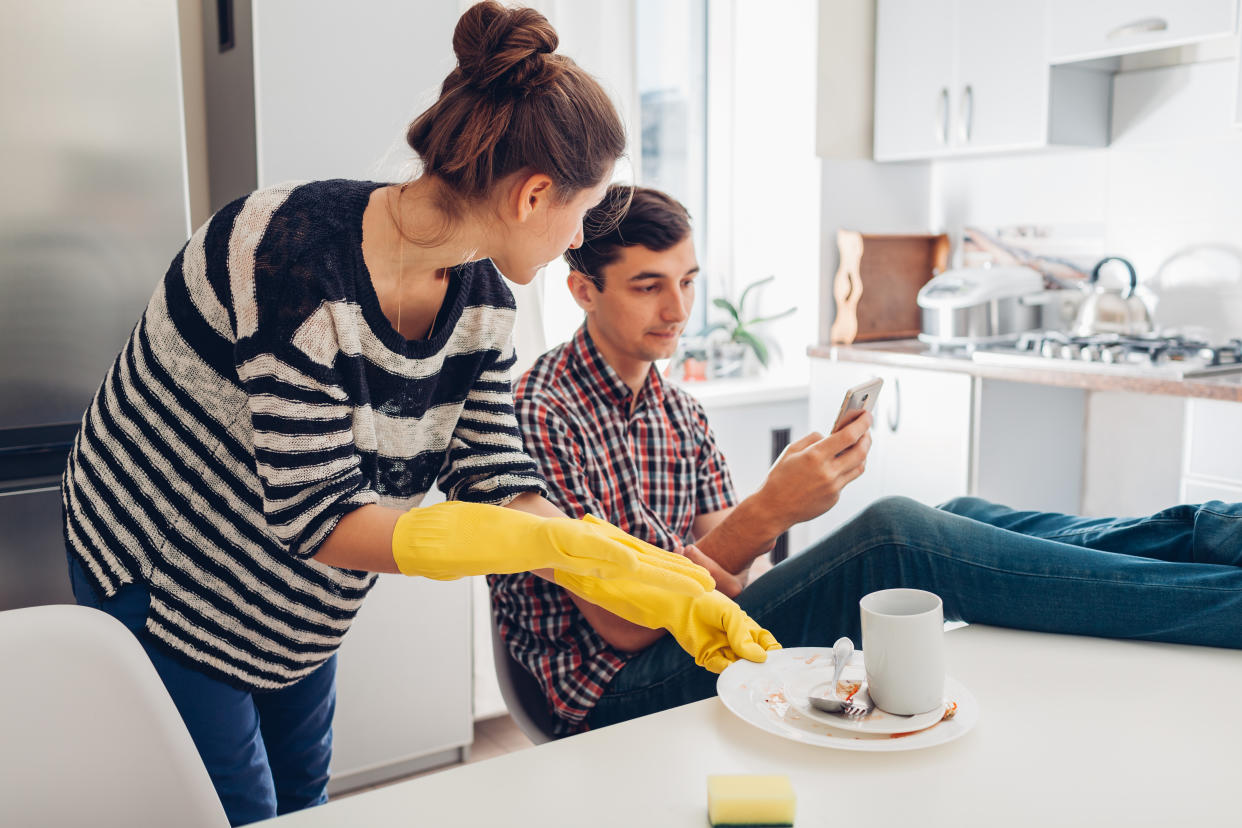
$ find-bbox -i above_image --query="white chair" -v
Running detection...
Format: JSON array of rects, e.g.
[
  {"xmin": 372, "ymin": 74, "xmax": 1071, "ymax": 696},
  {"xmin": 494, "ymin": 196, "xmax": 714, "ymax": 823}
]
[
  {"xmin": 489, "ymin": 613, "xmax": 559, "ymax": 745},
  {"xmin": 0, "ymin": 604, "xmax": 229, "ymax": 828}
]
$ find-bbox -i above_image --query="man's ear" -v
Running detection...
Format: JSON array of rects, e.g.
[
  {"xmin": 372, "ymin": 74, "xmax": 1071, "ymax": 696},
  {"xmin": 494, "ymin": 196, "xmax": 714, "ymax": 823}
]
[
  {"xmin": 511, "ymin": 172, "xmax": 555, "ymax": 223},
  {"xmin": 567, "ymin": 270, "xmax": 598, "ymax": 312}
]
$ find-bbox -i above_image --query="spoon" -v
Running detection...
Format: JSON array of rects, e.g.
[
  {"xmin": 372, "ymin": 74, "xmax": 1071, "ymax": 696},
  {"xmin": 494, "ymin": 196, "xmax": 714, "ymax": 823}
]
[{"xmin": 808, "ymin": 636, "xmax": 855, "ymax": 714}]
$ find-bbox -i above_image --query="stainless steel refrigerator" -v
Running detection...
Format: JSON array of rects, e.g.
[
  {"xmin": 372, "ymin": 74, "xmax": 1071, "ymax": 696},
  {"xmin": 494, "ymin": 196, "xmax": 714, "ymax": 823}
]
[{"xmin": 0, "ymin": 1, "xmax": 191, "ymax": 609}]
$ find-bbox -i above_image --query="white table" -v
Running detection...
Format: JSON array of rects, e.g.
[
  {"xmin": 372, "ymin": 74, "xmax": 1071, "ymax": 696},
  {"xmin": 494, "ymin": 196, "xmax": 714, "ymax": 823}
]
[{"xmin": 258, "ymin": 626, "xmax": 1242, "ymax": 826}]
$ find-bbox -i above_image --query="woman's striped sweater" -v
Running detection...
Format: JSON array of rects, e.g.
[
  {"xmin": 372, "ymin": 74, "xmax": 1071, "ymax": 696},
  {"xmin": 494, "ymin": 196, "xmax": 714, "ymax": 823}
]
[{"xmin": 61, "ymin": 179, "xmax": 545, "ymax": 690}]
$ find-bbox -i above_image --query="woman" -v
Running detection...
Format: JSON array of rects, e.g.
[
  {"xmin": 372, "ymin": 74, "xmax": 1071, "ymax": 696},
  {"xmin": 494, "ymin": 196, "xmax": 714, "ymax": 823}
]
[{"xmin": 60, "ymin": 3, "xmax": 774, "ymax": 824}]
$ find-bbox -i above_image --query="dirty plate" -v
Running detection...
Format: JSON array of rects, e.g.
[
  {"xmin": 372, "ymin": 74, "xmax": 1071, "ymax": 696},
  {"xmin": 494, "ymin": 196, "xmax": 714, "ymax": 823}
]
[{"xmin": 716, "ymin": 647, "xmax": 979, "ymax": 752}]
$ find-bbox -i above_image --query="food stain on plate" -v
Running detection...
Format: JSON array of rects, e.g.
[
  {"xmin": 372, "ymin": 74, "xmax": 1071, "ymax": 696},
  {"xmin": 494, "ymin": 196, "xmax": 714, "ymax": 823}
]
[
  {"xmin": 763, "ymin": 690, "xmax": 789, "ymax": 717},
  {"xmin": 889, "ymin": 701, "xmax": 957, "ymax": 739}
]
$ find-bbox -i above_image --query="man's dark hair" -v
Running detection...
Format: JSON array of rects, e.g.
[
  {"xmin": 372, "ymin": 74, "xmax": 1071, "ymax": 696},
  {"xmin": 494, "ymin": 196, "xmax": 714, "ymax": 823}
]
[{"xmin": 564, "ymin": 184, "xmax": 692, "ymax": 290}]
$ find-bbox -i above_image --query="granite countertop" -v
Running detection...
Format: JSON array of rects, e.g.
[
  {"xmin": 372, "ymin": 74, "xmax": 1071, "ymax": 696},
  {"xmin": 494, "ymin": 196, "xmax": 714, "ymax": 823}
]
[{"xmin": 808, "ymin": 340, "xmax": 1242, "ymax": 403}]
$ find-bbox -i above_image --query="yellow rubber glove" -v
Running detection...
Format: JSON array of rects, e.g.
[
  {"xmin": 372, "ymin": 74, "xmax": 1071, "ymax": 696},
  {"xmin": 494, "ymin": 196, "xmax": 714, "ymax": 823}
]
[
  {"xmin": 557, "ymin": 516, "xmax": 781, "ymax": 673},
  {"xmin": 555, "ymin": 569, "xmax": 781, "ymax": 673},
  {"xmin": 391, "ymin": 501, "xmax": 714, "ymax": 595}
]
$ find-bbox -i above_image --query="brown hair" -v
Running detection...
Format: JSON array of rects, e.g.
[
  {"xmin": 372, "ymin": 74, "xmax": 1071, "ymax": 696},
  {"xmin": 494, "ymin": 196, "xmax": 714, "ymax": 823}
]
[
  {"xmin": 564, "ymin": 185, "xmax": 691, "ymax": 291},
  {"xmin": 405, "ymin": 1, "xmax": 626, "ymax": 215}
]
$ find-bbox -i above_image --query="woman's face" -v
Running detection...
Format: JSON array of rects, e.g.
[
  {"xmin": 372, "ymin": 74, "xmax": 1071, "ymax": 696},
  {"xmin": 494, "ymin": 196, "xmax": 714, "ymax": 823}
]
[{"xmin": 492, "ymin": 178, "xmax": 610, "ymax": 285}]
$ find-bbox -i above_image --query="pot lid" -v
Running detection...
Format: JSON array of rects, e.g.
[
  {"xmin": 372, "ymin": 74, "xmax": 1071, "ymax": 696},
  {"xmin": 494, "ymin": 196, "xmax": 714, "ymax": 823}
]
[{"xmin": 917, "ymin": 265, "xmax": 1044, "ymax": 309}]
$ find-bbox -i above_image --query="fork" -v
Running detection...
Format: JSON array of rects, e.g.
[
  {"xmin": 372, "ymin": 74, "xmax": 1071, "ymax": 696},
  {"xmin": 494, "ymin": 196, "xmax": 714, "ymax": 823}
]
[
  {"xmin": 808, "ymin": 637, "xmax": 870, "ymax": 716},
  {"xmin": 808, "ymin": 684, "xmax": 870, "ymax": 717}
]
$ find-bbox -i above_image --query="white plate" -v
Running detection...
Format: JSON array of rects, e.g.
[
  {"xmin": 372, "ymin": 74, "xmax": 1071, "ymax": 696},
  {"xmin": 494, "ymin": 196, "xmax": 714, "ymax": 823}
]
[
  {"xmin": 797, "ymin": 677, "xmax": 945, "ymax": 735},
  {"xmin": 717, "ymin": 647, "xmax": 979, "ymax": 752}
]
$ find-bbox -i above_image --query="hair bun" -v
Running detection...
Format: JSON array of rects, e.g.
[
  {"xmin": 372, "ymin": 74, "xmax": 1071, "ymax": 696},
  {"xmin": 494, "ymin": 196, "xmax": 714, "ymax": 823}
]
[{"xmin": 453, "ymin": 1, "xmax": 561, "ymax": 93}]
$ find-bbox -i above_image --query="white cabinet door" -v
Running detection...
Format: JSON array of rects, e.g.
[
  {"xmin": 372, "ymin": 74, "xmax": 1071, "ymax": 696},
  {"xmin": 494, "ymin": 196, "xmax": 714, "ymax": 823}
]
[
  {"xmin": 805, "ymin": 361, "xmax": 973, "ymax": 542},
  {"xmin": 873, "ymin": 0, "xmax": 1117, "ymax": 160},
  {"xmin": 1181, "ymin": 477, "xmax": 1242, "ymax": 504},
  {"xmin": 954, "ymin": 0, "xmax": 1049, "ymax": 151},
  {"xmin": 1182, "ymin": 398, "xmax": 1242, "ymax": 484},
  {"xmin": 699, "ymin": 394, "xmax": 812, "ymax": 554},
  {"xmin": 1180, "ymin": 396, "xmax": 1242, "ymax": 509},
  {"xmin": 806, "ymin": 361, "xmax": 890, "ymax": 539},
  {"xmin": 330, "ymin": 574, "xmax": 473, "ymax": 793},
  {"xmin": 1048, "ymin": 0, "xmax": 1238, "ymax": 64},
  {"xmin": 873, "ymin": 0, "xmax": 956, "ymax": 161},
  {"xmin": 877, "ymin": 367, "xmax": 974, "ymax": 507}
]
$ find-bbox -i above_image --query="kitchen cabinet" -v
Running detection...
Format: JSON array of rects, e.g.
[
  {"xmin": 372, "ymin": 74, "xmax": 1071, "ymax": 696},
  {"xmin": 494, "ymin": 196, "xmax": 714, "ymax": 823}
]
[
  {"xmin": 695, "ymin": 385, "xmax": 812, "ymax": 554},
  {"xmin": 873, "ymin": 0, "xmax": 1111, "ymax": 161},
  {"xmin": 330, "ymin": 574, "xmax": 473, "ymax": 794},
  {"xmin": 1048, "ymin": 0, "xmax": 1238, "ymax": 64},
  {"xmin": 803, "ymin": 358, "xmax": 1086, "ymax": 543},
  {"xmin": 872, "ymin": 0, "xmax": 955, "ymax": 161},
  {"xmin": 1180, "ymin": 397, "xmax": 1242, "ymax": 504},
  {"xmin": 804, "ymin": 361, "xmax": 974, "ymax": 538}
]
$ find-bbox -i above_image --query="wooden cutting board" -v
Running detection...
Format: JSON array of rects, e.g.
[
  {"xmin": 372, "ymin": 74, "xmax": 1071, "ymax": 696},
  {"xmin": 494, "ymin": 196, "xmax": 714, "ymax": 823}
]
[{"xmin": 830, "ymin": 230, "xmax": 950, "ymax": 344}]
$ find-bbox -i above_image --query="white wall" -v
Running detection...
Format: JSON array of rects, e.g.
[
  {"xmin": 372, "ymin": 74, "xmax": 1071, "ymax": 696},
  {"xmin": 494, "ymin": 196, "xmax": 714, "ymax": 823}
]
[{"xmin": 931, "ymin": 49, "xmax": 1242, "ymax": 515}]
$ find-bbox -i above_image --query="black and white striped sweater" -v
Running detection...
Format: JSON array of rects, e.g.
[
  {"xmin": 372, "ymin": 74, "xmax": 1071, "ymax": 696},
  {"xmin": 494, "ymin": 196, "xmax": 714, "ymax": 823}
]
[{"xmin": 61, "ymin": 179, "xmax": 545, "ymax": 690}]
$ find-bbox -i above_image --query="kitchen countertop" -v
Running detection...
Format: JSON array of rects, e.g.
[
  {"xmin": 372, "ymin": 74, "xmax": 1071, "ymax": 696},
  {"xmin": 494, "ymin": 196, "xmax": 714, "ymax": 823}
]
[
  {"xmin": 809, "ymin": 340, "xmax": 1242, "ymax": 403},
  {"xmin": 673, "ymin": 374, "xmax": 810, "ymax": 408}
]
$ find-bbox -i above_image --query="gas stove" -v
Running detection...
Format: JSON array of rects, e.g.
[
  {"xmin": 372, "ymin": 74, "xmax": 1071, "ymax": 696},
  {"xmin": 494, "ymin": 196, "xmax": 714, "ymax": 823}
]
[{"xmin": 969, "ymin": 332, "xmax": 1242, "ymax": 379}]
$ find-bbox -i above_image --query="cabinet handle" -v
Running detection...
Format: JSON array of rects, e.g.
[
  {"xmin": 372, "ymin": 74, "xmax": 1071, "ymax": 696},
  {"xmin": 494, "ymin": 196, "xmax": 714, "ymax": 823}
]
[
  {"xmin": 217, "ymin": 0, "xmax": 235, "ymax": 52},
  {"xmin": 959, "ymin": 85, "xmax": 974, "ymax": 143},
  {"xmin": 1107, "ymin": 17, "xmax": 1168, "ymax": 40},
  {"xmin": 936, "ymin": 87, "xmax": 949, "ymax": 145},
  {"xmin": 887, "ymin": 377, "xmax": 901, "ymax": 433}
]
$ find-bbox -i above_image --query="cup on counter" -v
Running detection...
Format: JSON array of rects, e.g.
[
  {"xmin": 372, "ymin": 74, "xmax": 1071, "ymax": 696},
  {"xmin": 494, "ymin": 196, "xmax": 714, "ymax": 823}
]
[{"xmin": 860, "ymin": 588, "xmax": 945, "ymax": 715}]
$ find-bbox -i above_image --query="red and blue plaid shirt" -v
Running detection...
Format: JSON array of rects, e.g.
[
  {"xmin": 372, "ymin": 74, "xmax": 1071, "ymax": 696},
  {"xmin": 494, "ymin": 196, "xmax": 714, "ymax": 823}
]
[{"xmin": 489, "ymin": 325, "xmax": 736, "ymax": 734}]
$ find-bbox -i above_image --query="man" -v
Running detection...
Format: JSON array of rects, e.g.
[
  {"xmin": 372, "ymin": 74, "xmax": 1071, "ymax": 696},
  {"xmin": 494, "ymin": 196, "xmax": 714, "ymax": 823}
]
[{"xmin": 489, "ymin": 185, "xmax": 1242, "ymax": 737}]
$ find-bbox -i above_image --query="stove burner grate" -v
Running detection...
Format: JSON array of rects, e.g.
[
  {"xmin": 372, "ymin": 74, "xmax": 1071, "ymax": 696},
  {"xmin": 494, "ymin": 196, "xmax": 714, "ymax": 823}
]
[{"xmin": 1012, "ymin": 332, "xmax": 1242, "ymax": 367}]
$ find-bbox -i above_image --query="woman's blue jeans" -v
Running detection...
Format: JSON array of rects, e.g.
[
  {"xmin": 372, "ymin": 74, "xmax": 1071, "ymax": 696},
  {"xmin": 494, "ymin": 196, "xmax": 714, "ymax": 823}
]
[
  {"xmin": 67, "ymin": 554, "xmax": 336, "ymax": 826},
  {"xmin": 586, "ymin": 496, "xmax": 1242, "ymax": 729}
]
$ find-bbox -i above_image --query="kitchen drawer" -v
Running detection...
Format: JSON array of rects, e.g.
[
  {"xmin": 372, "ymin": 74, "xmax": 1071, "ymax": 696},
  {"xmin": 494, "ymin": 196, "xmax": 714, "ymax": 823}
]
[
  {"xmin": 1182, "ymin": 398, "xmax": 1242, "ymax": 486},
  {"xmin": 1049, "ymin": 0, "xmax": 1238, "ymax": 64},
  {"xmin": 1181, "ymin": 476, "xmax": 1242, "ymax": 504}
]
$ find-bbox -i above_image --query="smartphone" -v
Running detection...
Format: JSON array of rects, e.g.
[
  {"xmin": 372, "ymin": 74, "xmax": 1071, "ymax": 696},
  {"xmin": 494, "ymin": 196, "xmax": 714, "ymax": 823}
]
[{"xmin": 831, "ymin": 377, "xmax": 883, "ymax": 433}]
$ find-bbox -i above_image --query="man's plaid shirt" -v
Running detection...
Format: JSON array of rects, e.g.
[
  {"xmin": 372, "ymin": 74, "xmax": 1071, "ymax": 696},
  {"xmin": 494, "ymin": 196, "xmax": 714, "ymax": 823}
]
[{"xmin": 489, "ymin": 325, "xmax": 736, "ymax": 735}]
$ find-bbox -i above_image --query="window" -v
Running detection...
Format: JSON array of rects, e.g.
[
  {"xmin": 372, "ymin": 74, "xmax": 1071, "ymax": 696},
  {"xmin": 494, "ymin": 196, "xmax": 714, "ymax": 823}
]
[{"xmin": 636, "ymin": 0, "xmax": 709, "ymax": 332}]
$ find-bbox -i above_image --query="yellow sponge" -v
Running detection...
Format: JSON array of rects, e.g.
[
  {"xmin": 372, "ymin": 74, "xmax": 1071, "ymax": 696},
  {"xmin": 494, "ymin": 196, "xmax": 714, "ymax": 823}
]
[{"xmin": 707, "ymin": 774, "xmax": 796, "ymax": 826}]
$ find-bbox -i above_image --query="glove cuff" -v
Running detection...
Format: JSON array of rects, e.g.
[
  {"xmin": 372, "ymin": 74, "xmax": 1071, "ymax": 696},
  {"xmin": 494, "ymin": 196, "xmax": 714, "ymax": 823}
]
[{"xmin": 392, "ymin": 503, "xmax": 459, "ymax": 578}]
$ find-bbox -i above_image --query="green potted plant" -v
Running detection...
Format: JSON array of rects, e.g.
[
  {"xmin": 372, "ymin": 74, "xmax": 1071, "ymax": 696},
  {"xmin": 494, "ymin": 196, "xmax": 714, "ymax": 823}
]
[{"xmin": 702, "ymin": 275, "xmax": 796, "ymax": 378}]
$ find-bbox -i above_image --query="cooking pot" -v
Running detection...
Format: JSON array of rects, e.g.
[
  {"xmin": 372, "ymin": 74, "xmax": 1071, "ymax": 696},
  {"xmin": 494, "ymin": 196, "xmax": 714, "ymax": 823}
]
[
  {"xmin": 1072, "ymin": 256, "xmax": 1154, "ymax": 336},
  {"xmin": 917, "ymin": 265, "xmax": 1046, "ymax": 347}
]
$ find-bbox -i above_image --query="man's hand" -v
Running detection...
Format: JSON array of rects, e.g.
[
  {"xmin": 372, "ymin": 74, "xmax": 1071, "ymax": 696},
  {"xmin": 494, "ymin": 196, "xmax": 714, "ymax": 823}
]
[
  {"xmin": 683, "ymin": 544, "xmax": 744, "ymax": 598},
  {"xmin": 756, "ymin": 410, "xmax": 873, "ymax": 527}
]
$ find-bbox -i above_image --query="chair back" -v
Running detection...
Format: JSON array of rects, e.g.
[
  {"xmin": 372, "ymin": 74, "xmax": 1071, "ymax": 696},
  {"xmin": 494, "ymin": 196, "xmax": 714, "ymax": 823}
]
[
  {"xmin": 489, "ymin": 614, "xmax": 558, "ymax": 745},
  {"xmin": 0, "ymin": 604, "xmax": 229, "ymax": 828}
]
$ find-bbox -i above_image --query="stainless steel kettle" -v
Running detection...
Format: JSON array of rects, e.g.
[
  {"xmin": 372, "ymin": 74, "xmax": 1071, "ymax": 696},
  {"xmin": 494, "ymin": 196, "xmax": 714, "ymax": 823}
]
[{"xmin": 1072, "ymin": 256, "xmax": 1154, "ymax": 336}]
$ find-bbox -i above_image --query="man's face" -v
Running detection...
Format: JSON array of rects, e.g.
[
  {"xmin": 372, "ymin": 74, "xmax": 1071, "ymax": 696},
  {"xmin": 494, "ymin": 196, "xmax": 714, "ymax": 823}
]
[{"xmin": 577, "ymin": 236, "xmax": 699, "ymax": 365}]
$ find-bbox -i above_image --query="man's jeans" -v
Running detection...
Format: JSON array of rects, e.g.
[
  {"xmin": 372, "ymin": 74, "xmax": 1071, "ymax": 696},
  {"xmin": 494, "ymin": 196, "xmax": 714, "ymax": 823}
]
[
  {"xmin": 67, "ymin": 554, "xmax": 336, "ymax": 827},
  {"xmin": 586, "ymin": 496, "xmax": 1242, "ymax": 730}
]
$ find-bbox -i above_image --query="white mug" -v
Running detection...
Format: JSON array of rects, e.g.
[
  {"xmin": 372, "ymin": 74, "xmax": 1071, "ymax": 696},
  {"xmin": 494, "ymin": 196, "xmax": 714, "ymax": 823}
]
[{"xmin": 860, "ymin": 588, "xmax": 945, "ymax": 715}]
